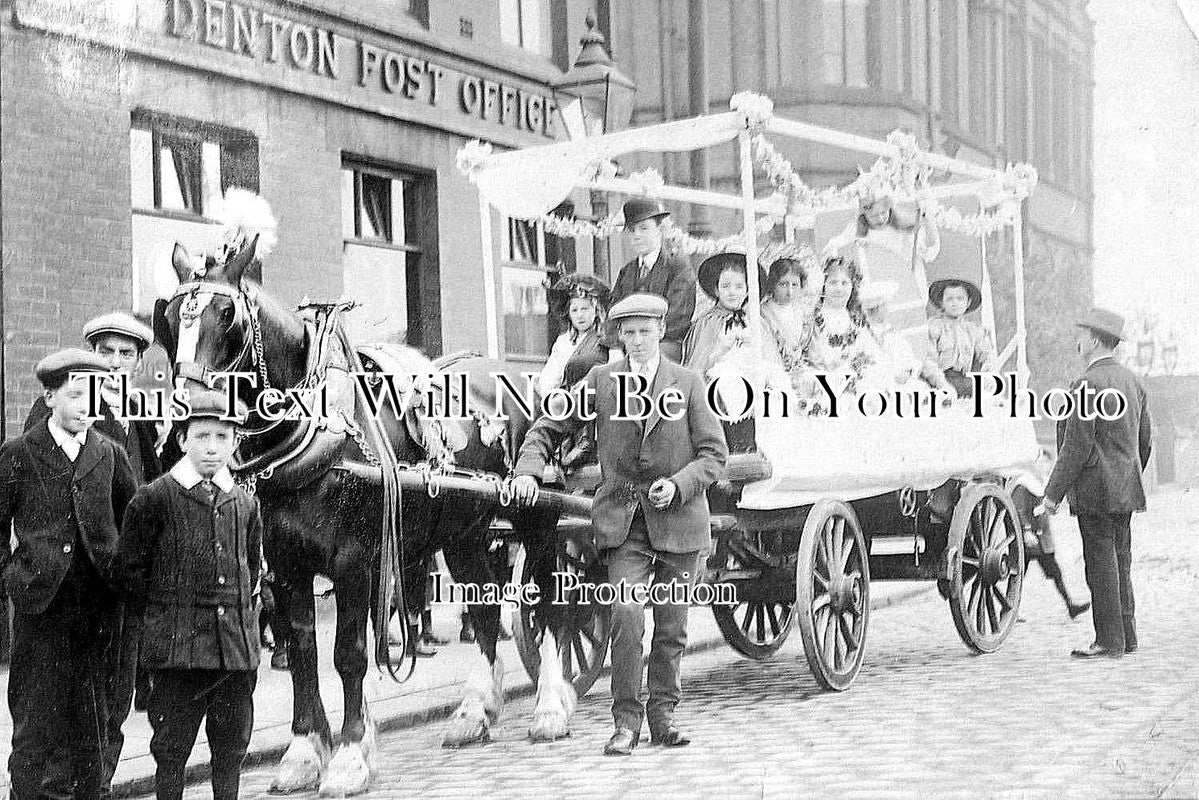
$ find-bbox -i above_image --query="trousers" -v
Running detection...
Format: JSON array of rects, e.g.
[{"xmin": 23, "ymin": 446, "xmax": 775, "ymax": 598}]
[
  {"xmin": 1077, "ymin": 511, "xmax": 1136, "ymax": 651},
  {"xmin": 605, "ymin": 510, "xmax": 701, "ymax": 736},
  {"xmin": 148, "ymin": 669, "xmax": 256, "ymax": 800}
]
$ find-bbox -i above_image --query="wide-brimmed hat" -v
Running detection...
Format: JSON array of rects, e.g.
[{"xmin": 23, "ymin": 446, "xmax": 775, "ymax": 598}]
[
  {"xmin": 35, "ymin": 348, "xmax": 109, "ymax": 390},
  {"xmin": 622, "ymin": 198, "xmax": 670, "ymax": 227},
  {"xmin": 929, "ymin": 277, "xmax": 982, "ymax": 314},
  {"xmin": 1075, "ymin": 307, "xmax": 1127, "ymax": 341},
  {"xmin": 859, "ymin": 281, "xmax": 899, "ymax": 311},
  {"xmin": 83, "ymin": 312, "xmax": 154, "ymax": 352},
  {"xmin": 551, "ymin": 273, "xmax": 611, "ymax": 308},
  {"xmin": 608, "ymin": 293, "xmax": 668, "ymax": 322},
  {"xmin": 697, "ymin": 251, "xmax": 768, "ymax": 302}
]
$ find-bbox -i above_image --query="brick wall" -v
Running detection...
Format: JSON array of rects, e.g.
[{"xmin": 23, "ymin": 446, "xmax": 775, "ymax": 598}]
[{"xmin": 1, "ymin": 28, "xmax": 131, "ymax": 435}]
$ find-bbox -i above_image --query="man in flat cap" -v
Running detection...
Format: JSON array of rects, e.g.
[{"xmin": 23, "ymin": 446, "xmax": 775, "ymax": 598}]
[
  {"xmin": 2, "ymin": 349, "xmax": 138, "ymax": 799},
  {"xmin": 27, "ymin": 312, "xmax": 165, "ymax": 796},
  {"xmin": 607, "ymin": 199, "xmax": 696, "ymax": 363},
  {"xmin": 1041, "ymin": 308, "xmax": 1152, "ymax": 659},
  {"xmin": 512, "ymin": 293, "xmax": 727, "ymax": 755}
]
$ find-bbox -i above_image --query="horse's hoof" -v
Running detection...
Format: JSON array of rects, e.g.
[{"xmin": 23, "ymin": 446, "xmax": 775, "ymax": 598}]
[
  {"xmin": 441, "ymin": 699, "xmax": 491, "ymax": 748},
  {"xmin": 271, "ymin": 733, "xmax": 329, "ymax": 794},
  {"xmin": 317, "ymin": 743, "xmax": 373, "ymax": 797},
  {"xmin": 529, "ymin": 684, "xmax": 576, "ymax": 742}
]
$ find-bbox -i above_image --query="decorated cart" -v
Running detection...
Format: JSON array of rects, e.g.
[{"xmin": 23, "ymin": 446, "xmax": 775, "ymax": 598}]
[{"xmin": 457, "ymin": 92, "xmax": 1044, "ymax": 693}]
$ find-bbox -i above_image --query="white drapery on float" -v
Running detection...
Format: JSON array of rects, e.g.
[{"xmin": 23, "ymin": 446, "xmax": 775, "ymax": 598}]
[{"xmin": 457, "ymin": 93, "xmax": 1043, "ymax": 507}]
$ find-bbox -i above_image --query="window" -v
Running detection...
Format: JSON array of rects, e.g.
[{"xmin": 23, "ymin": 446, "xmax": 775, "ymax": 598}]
[
  {"xmin": 341, "ymin": 163, "xmax": 427, "ymax": 345},
  {"xmin": 822, "ymin": 0, "xmax": 879, "ymax": 89},
  {"xmin": 408, "ymin": 0, "xmax": 429, "ymax": 26},
  {"xmin": 129, "ymin": 113, "xmax": 257, "ymax": 217},
  {"xmin": 501, "ymin": 217, "xmax": 566, "ymax": 359},
  {"xmin": 500, "ymin": 0, "xmax": 544, "ymax": 53}
]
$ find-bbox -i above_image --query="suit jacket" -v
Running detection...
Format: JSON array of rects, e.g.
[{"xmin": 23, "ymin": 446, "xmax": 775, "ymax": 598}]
[
  {"xmin": 1044, "ymin": 356, "xmax": 1152, "ymax": 515},
  {"xmin": 0, "ymin": 422, "xmax": 137, "ymax": 614},
  {"xmin": 606, "ymin": 250, "xmax": 697, "ymax": 349},
  {"xmin": 25, "ymin": 395, "xmax": 164, "ymax": 486},
  {"xmin": 119, "ymin": 468, "xmax": 263, "ymax": 671},
  {"xmin": 515, "ymin": 358, "xmax": 727, "ymax": 553}
]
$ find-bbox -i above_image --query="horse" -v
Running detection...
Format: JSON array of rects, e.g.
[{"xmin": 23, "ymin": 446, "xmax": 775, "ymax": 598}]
[{"xmin": 153, "ymin": 238, "xmax": 579, "ymax": 795}]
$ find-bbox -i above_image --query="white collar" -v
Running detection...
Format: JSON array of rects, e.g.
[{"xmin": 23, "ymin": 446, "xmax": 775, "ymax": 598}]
[
  {"xmin": 47, "ymin": 417, "xmax": 87, "ymax": 452},
  {"xmin": 170, "ymin": 458, "xmax": 236, "ymax": 493},
  {"xmin": 639, "ymin": 249, "xmax": 661, "ymax": 269},
  {"xmin": 1087, "ymin": 353, "xmax": 1114, "ymax": 369},
  {"xmin": 628, "ymin": 351, "xmax": 661, "ymax": 380}
]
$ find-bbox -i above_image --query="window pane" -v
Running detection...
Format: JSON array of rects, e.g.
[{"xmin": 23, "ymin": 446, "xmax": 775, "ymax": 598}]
[
  {"xmin": 505, "ymin": 218, "xmax": 538, "ymax": 262},
  {"xmin": 392, "ymin": 178, "xmax": 407, "ymax": 246},
  {"xmin": 519, "ymin": 0, "xmax": 542, "ymax": 53},
  {"xmin": 201, "ymin": 141, "xmax": 222, "ymax": 218},
  {"xmin": 502, "ymin": 266, "xmax": 550, "ymax": 356},
  {"xmin": 341, "ymin": 169, "xmax": 356, "ymax": 238},
  {"xmin": 823, "ymin": 0, "xmax": 845, "ymax": 84},
  {"xmin": 360, "ymin": 172, "xmax": 393, "ymax": 241},
  {"xmin": 344, "ymin": 242, "xmax": 408, "ymax": 344},
  {"xmin": 159, "ymin": 138, "xmax": 200, "ymax": 213},
  {"xmin": 844, "ymin": 0, "xmax": 868, "ymax": 88},
  {"xmin": 130, "ymin": 128, "xmax": 153, "ymax": 209},
  {"xmin": 500, "ymin": 0, "xmax": 520, "ymax": 46}
]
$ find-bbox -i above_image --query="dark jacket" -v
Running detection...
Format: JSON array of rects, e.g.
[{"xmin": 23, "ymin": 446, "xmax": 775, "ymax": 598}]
[
  {"xmin": 119, "ymin": 464, "xmax": 263, "ymax": 671},
  {"xmin": 515, "ymin": 357, "xmax": 727, "ymax": 553},
  {"xmin": 0, "ymin": 422, "xmax": 137, "ymax": 614},
  {"xmin": 606, "ymin": 250, "xmax": 697, "ymax": 348},
  {"xmin": 25, "ymin": 395, "xmax": 166, "ymax": 485},
  {"xmin": 1044, "ymin": 355, "xmax": 1152, "ymax": 515}
]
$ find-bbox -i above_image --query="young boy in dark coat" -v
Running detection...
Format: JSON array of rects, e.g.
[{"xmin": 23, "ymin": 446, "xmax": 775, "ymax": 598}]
[
  {"xmin": 119, "ymin": 391, "xmax": 261, "ymax": 800},
  {"xmin": 0, "ymin": 349, "xmax": 138, "ymax": 799}
]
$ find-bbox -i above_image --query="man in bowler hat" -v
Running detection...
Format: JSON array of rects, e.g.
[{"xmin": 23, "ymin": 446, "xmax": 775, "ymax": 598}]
[
  {"xmin": 607, "ymin": 199, "xmax": 696, "ymax": 362},
  {"xmin": 512, "ymin": 293, "xmax": 727, "ymax": 755},
  {"xmin": 1041, "ymin": 308, "xmax": 1152, "ymax": 658},
  {"xmin": 2, "ymin": 349, "xmax": 138, "ymax": 799}
]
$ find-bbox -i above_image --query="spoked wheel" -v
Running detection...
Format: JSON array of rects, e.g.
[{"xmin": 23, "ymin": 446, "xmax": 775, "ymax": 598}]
[
  {"xmin": 510, "ymin": 531, "xmax": 611, "ymax": 697},
  {"xmin": 712, "ymin": 597, "xmax": 795, "ymax": 660},
  {"xmin": 947, "ymin": 482, "xmax": 1025, "ymax": 653},
  {"xmin": 796, "ymin": 500, "xmax": 870, "ymax": 691}
]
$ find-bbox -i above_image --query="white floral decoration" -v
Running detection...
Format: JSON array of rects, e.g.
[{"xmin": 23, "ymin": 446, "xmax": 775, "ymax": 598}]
[
  {"xmin": 627, "ymin": 167, "xmax": 666, "ymax": 194},
  {"xmin": 730, "ymin": 92, "xmax": 775, "ymax": 128},
  {"xmin": 455, "ymin": 140, "xmax": 494, "ymax": 179}
]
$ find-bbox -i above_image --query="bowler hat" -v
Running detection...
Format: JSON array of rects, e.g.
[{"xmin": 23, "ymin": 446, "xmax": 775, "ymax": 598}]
[
  {"xmin": 35, "ymin": 348, "xmax": 109, "ymax": 390},
  {"xmin": 929, "ymin": 277, "xmax": 982, "ymax": 314},
  {"xmin": 696, "ymin": 251, "xmax": 768, "ymax": 302},
  {"xmin": 622, "ymin": 198, "xmax": 670, "ymax": 227},
  {"xmin": 1075, "ymin": 307, "xmax": 1127, "ymax": 341},
  {"xmin": 83, "ymin": 312, "xmax": 154, "ymax": 352},
  {"xmin": 608, "ymin": 293, "xmax": 668, "ymax": 322},
  {"xmin": 184, "ymin": 389, "xmax": 249, "ymax": 425}
]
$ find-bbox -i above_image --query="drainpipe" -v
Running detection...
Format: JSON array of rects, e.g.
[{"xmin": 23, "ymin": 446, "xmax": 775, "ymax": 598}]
[{"xmin": 688, "ymin": 0, "xmax": 711, "ymax": 238}]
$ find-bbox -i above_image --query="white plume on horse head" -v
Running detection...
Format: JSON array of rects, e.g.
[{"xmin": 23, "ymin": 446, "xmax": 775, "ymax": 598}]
[{"xmin": 214, "ymin": 187, "xmax": 278, "ymax": 261}]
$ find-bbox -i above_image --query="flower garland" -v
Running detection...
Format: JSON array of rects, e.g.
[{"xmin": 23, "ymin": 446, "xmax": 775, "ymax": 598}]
[{"xmin": 535, "ymin": 211, "xmax": 776, "ymax": 256}]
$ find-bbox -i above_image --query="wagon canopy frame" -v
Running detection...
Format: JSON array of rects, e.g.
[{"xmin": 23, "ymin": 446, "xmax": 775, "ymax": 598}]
[{"xmin": 458, "ymin": 92, "xmax": 1036, "ymax": 385}]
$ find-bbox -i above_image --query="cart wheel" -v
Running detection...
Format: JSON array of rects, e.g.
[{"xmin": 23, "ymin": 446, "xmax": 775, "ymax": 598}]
[
  {"xmin": 947, "ymin": 482, "xmax": 1025, "ymax": 653},
  {"xmin": 510, "ymin": 536, "xmax": 611, "ymax": 697},
  {"xmin": 712, "ymin": 598, "xmax": 795, "ymax": 660},
  {"xmin": 796, "ymin": 499, "xmax": 870, "ymax": 691}
]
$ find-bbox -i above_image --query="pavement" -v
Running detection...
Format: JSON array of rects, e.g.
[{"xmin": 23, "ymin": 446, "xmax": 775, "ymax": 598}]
[{"xmin": 128, "ymin": 484, "xmax": 1199, "ymax": 799}]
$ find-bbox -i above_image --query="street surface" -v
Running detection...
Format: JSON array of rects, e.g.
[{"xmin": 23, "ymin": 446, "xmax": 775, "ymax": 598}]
[{"xmin": 149, "ymin": 487, "xmax": 1199, "ymax": 799}]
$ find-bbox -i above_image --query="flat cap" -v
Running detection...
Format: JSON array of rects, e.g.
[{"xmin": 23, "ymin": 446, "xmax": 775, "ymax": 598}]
[
  {"xmin": 83, "ymin": 312, "xmax": 154, "ymax": 351},
  {"xmin": 184, "ymin": 389, "xmax": 250, "ymax": 425},
  {"xmin": 608, "ymin": 292, "xmax": 669, "ymax": 322},
  {"xmin": 35, "ymin": 348, "xmax": 109, "ymax": 389}
]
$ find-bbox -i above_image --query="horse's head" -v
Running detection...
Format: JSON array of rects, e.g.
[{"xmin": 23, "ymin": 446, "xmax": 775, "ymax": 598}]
[{"xmin": 154, "ymin": 238, "xmax": 261, "ymax": 398}]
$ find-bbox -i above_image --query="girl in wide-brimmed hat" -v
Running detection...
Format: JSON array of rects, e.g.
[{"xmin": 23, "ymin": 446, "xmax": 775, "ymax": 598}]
[
  {"xmin": 538, "ymin": 273, "xmax": 612, "ymax": 392},
  {"xmin": 927, "ymin": 276, "xmax": 995, "ymax": 398}
]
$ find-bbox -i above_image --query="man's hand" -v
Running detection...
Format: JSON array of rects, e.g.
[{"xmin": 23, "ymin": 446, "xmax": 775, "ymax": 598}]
[
  {"xmin": 511, "ymin": 475, "xmax": 540, "ymax": 508},
  {"xmin": 647, "ymin": 478, "xmax": 677, "ymax": 510}
]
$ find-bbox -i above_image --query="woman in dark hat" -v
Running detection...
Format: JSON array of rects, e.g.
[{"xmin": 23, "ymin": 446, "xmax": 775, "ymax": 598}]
[{"xmin": 538, "ymin": 273, "xmax": 612, "ymax": 392}]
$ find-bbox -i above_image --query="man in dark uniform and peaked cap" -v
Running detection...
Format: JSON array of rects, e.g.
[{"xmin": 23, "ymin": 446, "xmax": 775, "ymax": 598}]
[
  {"xmin": 606, "ymin": 199, "xmax": 696, "ymax": 363},
  {"xmin": 1042, "ymin": 307, "xmax": 1152, "ymax": 659},
  {"xmin": 2, "ymin": 349, "xmax": 138, "ymax": 799},
  {"xmin": 28, "ymin": 312, "xmax": 166, "ymax": 798}
]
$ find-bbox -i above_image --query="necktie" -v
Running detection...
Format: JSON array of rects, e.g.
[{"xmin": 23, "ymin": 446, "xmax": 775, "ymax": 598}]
[
  {"xmin": 639, "ymin": 258, "xmax": 651, "ymax": 281},
  {"xmin": 201, "ymin": 480, "xmax": 216, "ymax": 502}
]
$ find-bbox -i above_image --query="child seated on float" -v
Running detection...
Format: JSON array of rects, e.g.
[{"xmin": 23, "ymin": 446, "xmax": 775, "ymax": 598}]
[
  {"xmin": 927, "ymin": 277, "xmax": 996, "ymax": 398},
  {"xmin": 683, "ymin": 250, "xmax": 790, "ymax": 451},
  {"xmin": 859, "ymin": 281, "xmax": 957, "ymax": 400}
]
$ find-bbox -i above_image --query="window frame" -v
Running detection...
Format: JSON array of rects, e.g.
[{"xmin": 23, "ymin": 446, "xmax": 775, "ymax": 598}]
[
  {"xmin": 500, "ymin": 0, "xmax": 546, "ymax": 54},
  {"xmin": 341, "ymin": 161, "xmax": 424, "ymax": 256}
]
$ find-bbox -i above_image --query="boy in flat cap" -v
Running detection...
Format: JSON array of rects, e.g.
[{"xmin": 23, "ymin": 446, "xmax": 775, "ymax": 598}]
[
  {"xmin": 607, "ymin": 199, "xmax": 696, "ymax": 362},
  {"xmin": 27, "ymin": 312, "xmax": 166, "ymax": 797},
  {"xmin": 1, "ymin": 349, "xmax": 138, "ymax": 799},
  {"xmin": 1041, "ymin": 308, "xmax": 1152, "ymax": 659},
  {"xmin": 513, "ymin": 293, "xmax": 727, "ymax": 756},
  {"xmin": 119, "ymin": 390, "xmax": 261, "ymax": 800}
]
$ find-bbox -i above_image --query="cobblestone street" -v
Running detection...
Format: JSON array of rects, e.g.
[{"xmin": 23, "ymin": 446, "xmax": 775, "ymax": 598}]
[{"xmin": 155, "ymin": 488, "xmax": 1199, "ymax": 799}]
